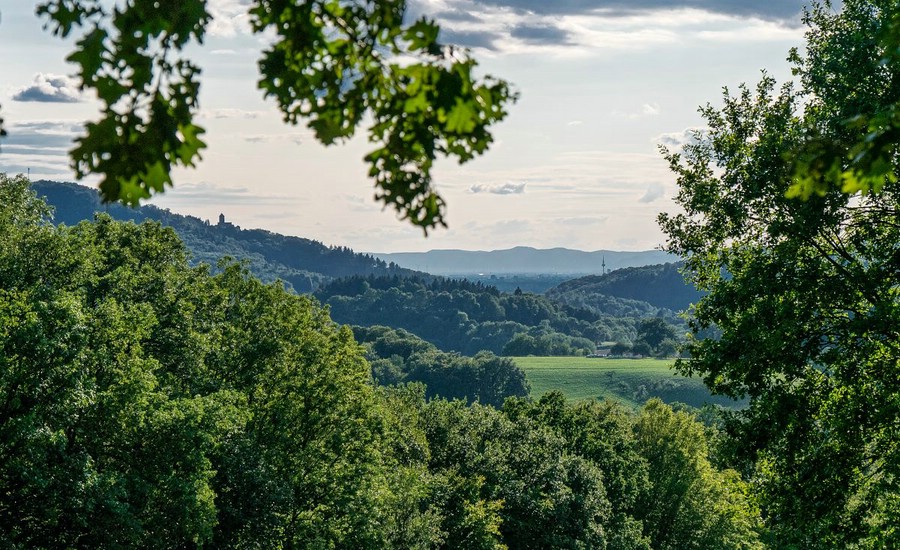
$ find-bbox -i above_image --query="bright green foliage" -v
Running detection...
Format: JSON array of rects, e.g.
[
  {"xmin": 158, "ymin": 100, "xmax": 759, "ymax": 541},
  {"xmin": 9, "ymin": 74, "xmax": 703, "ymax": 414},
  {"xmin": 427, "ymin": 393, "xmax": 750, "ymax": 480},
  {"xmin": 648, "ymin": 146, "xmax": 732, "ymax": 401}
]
[
  {"xmin": 1, "ymin": 173, "xmax": 771, "ymax": 547},
  {"xmin": 633, "ymin": 400, "xmax": 764, "ymax": 550},
  {"xmin": 422, "ymin": 399, "xmax": 612, "ymax": 549},
  {"xmin": 34, "ymin": 0, "xmax": 515, "ymax": 231},
  {"xmin": 502, "ymin": 393, "xmax": 763, "ymax": 549},
  {"xmin": 0, "ymin": 174, "xmax": 234, "ymax": 546},
  {"xmin": 659, "ymin": 2, "xmax": 900, "ymax": 544},
  {"xmin": 37, "ymin": 0, "xmax": 210, "ymax": 206},
  {"xmin": 372, "ymin": 385, "xmax": 446, "ymax": 549},
  {"xmin": 354, "ymin": 325, "xmax": 531, "ymax": 407},
  {"xmin": 208, "ymin": 267, "xmax": 389, "ymax": 546},
  {"xmin": 0, "ymin": 173, "xmax": 402, "ymax": 546},
  {"xmin": 503, "ymin": 392, "xmax": 653, "ymax": 550}
]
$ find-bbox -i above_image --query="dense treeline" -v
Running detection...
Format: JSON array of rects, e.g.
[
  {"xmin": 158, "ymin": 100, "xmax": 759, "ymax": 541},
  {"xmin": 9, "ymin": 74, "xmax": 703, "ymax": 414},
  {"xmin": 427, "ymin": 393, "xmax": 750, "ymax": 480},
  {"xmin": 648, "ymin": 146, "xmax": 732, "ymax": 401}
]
[
  {"xmin": 1, "ymin": 174, "xmax": 763, "ymax": 547},
  {"xmin": 316, "ymin": 274, "xmax": 642, "ymax": 355},
  {"xmin": 33, "ymin": 182, "xmax": 683, "ymax": 357},
  {"xmin": 32, "ymin": 180, "xmax": 420, "ymax": 292},
  {"xmin": 546, "ymin": 263, "xmax": 704, "ymax": 317},
  {"xmin": 353, "ymin": 325, "xmax": 530, "ymax": 407}
]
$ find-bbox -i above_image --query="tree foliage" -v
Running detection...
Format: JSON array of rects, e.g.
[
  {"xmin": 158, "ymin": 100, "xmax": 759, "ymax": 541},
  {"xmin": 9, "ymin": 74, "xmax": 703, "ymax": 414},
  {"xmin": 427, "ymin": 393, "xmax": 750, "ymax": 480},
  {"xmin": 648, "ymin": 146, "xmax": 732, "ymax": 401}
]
[
  {"xmin": 30, "ymin": 0, "xmax": 515, "ymax": 231},
  {"xmin": 789, "ymin": 1, "xmax": 900, "ymax": 198},
  {"xmin": 502, "ymin": 393, "xmax": 763, "ymax": 549},
  {"xmin": 633, "ymin": 400, "xmax": 764, "ymax": 550},
  {"xmin": 635, "ymin": 317, "xmax": 680, "ymax": 357},
  {"xmin": 1, "ymin": 173, "xmax": 764, "ymax": 547},
  {"xmin": 546, "ymin": 262, "xmax": 704, "ymax": 315},
  {"xmin": 353, "ymin": 325, "xmax": 530, "ymax": 407},
  {"xmin": 318, "ymin": 274, "xmax": 638, "ymax": 355},
  {"xmin": 33, "ymin": 180, "xmax": 421, "ymax": 293},
  {"xmin": 0, "ymin": 173, "xmax": 402, "ymax": 546},
  {"xmin": 659, "ymin": 1, "xmax": 900, "ymax": 545}
]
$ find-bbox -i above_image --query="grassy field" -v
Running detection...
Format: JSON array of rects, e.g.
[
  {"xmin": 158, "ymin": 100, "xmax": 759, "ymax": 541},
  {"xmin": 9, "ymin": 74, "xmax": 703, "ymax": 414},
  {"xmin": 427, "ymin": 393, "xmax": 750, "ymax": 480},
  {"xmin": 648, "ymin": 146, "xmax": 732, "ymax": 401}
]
[{"xmin": 513, "ymin": 356, "xmax": 744, "ymax": 409}]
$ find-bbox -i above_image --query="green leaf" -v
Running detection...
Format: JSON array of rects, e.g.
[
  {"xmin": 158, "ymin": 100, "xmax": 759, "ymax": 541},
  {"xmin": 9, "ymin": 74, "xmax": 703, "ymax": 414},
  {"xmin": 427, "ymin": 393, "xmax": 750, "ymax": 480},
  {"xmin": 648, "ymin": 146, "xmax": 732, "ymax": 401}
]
[
  {"xmin": 445, "ymin": 99, "xmax": 477, "ymax": 134},
  {"xmin": 176, "ymin": 123, "xmax": 206, "ymax": 165}
]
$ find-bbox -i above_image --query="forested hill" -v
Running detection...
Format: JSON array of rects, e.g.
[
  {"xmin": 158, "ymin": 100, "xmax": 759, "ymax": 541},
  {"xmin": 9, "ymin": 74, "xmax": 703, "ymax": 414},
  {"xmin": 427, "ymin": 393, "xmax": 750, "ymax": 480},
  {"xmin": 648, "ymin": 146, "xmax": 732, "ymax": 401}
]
[
  {"xmin": 547, "ymin": 262, "xmax": 703, "ymax": 314},
  {"xmin": 371, "ymin": 246, "xmax": 676, "ymax": 275},
  {"xmin": 31, "ymin": 180, "xmax": 421, "ymax": 292},
  {"xmin": 315, "ymin": 274, "xmax": 654, "ymax": 356}
]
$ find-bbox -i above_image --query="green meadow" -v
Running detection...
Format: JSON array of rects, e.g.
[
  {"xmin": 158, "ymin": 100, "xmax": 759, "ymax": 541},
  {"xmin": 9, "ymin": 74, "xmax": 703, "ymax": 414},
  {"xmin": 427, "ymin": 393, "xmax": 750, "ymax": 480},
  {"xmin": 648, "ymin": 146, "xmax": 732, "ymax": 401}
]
[{"xmin": 513, "ymin": 356, "xmax": 744, "ymax": 409}]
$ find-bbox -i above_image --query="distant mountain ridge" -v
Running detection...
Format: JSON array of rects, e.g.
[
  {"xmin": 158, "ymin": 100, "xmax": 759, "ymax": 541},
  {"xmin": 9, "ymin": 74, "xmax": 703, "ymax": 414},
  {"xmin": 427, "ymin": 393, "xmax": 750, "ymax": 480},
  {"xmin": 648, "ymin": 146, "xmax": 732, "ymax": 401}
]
[
  {"xmin": 31, "ymin": 180, "xmax": 421, "ymax": 292},
  {"xmin": 370, "ymin": 247, "xmax": 676, "ymax": 275}
]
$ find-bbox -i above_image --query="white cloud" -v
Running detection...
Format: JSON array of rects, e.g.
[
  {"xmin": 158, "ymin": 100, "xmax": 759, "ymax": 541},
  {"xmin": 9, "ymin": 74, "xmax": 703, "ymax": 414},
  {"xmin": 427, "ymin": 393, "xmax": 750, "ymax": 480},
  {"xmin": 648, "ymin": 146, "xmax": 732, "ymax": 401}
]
[
  {"xmin": 242, "ymin": 132, "xmax": 309, "ymax": 145},
  {"xmin": 149, "ymin": 182, "xmax": 297, "ymax": 206},
  {"xmin": 642, "ymin": 102, "xmax": 660, "ymax": 115},
  {"xmin": 0, "ymin": 120, "xmax": 82, "ymax": 180},
  {"xmin": 425, "ymin": 3, "xmax": 803, "ymax": 56},
  {"xmin": 469, "ymin": 181, "xmax": 527, "ymax": 194},
  {"xmin": 199, "ymin": 108, "xmax": 267, "ymax": 119},
  {"xmin": 612, "ymin": 102, "xmax": 663, "ymax": 119},
  {"xmin": 207, "ymin": 0, "xmax": 253, "ymax": 37},
  {"xmin": 13, "ymin": 74, "xmax": 83, "ymax": 103},
  {"xmin": 557, "ymin": 216, "xmax": 607, "ymax": 226},
  {"xmin": 653, "ymin": 127, "xmax": 706, "ymax": 149},
  {"xmin": 638, "ymin": 182, "xmax": 665, "ymax": 203}
]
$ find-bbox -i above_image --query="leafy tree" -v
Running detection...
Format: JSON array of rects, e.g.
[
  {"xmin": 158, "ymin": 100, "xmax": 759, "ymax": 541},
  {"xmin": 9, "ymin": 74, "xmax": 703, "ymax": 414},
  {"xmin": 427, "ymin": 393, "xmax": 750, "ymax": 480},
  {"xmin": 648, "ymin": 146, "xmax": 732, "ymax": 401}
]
[
  {"xmin": 789, "ymin": 1, "xmax": 900, "ymax": 198},
  {"xmin": 631, "ymin": 341, "xmax": 652, "ymax": 358},
  {"xmin": 0, "ymin": 174, "xmax": 237, "ymax": 546},
  {"xmin": 611, "ymin": 342, "xmax": 632, "ymax": 356},
  {"xmin": 633, "ymin": 400, "xmax": 764, "ymax": 550},
  {"xmin": 423, "ymin": 399, "xmax": 612, "ymax": 549},
  {"xmin": 659, "ymin": 1, "xmax": 900, "ymax": 544},
  {"xmin": 501, "ymin": 332, "xmax": 537, "ymax": 356},
  {"xmin": 503, "ymin": 392, "xmax": 652, "ymax": 550},
  {"xmin": 636, "ymin": 317, "xmax": 679, "ymax": 352},
  {"xmin": 503, "ymin": 392, "xmax": 764, "ymax": 549},
  {"xmin": 26, "ymin": 0, "xmax": 515, "ymax": 231},
  {"xmin": 655, "ymin": 338, "xmax": 678, "ymax": 359},
  {"xmin": 355, "ymin": 325, "xmax": 530, "ymax": 407},
  {"xmin": 0, "ymin": 173, "xmax": 434, "ymax": 547}
]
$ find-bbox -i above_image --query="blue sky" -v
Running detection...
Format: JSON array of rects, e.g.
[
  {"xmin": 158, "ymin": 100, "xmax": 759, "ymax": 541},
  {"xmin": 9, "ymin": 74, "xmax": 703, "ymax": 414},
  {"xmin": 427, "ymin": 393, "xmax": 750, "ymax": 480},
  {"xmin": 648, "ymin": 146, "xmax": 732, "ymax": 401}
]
[{"xmin": 0, "ymin": 0, "xmax": 807, "ymax": 252}]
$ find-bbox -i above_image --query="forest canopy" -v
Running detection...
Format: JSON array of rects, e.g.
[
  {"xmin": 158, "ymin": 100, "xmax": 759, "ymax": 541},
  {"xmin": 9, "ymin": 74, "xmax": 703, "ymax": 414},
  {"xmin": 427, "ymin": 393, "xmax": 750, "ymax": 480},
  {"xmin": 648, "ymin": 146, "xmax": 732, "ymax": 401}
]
[{"xmin": 0, "ymin": 172, "xmax": 762, "ymax": 547}]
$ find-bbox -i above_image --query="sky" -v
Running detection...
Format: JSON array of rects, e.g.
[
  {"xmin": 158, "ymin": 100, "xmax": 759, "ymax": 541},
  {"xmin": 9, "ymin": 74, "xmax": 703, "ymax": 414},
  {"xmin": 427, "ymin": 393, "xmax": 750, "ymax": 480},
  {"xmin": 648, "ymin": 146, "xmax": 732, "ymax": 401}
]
[{"xmin": 0, "ymin": 0, "xmax": 809, "ymax": 252}]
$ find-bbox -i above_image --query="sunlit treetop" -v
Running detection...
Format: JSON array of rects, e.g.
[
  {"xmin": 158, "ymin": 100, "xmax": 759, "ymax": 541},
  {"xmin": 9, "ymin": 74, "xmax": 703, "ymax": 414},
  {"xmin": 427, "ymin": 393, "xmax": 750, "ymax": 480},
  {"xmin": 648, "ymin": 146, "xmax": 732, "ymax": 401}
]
[{"xmin": 25, "ymin": 0, "xmax": 517, "ymax": 232}]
